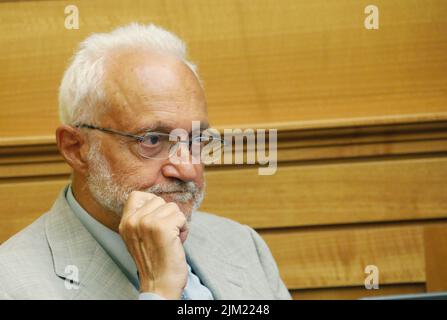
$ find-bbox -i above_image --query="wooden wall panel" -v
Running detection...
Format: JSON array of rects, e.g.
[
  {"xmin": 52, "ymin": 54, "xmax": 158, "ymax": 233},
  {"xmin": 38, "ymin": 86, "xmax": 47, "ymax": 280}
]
[
  {"xmin": 259, "ymin": 224, "xmax": 428, "ymax": 290},
  {"xmin": 202, "ymin": 157, "xmax": 447, "ymax": 229},
  {"xmin": 291, "ymin": 284, "xmax": 425, "ymax": 300},
  {"xmin": 0, "ymin": 179, "xmax": 67, "ymax": 242},
  {"xmin": 1, "ymin": 0, "xmax": 447, "ymax": 299},
  {"xmin": 0, "ymin": 0, "xmax": 446, "ymax": 138},
  {"xmin": 424, "ymin": 225, "xmax": 447, "ymax": 292}
]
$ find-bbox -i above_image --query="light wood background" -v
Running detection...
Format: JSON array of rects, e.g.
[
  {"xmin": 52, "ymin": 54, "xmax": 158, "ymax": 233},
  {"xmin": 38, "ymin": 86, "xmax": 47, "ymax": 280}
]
[{"xmin": 1, "ymin": 0, "xmax": 447, "ymax": 299}]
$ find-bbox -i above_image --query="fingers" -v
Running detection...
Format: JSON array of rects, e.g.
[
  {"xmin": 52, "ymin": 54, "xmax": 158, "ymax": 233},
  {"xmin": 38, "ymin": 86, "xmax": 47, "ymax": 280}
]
[
  {"xmin": 119, "ymin": 191, "xmax": 189, "ymax": 298},
  {"xmin": 120, "ymin": 191, "xmax": 165, "ymax": 236},
  {"xmin": 122, "ymin": 191, "xmax": 158, "ymax": 219},
  {"xmin": 138, "ymin": 202, "xmax": 187, "ymax": 238},
  {"xmin": 135, "ymin": 196, "xmax": 167, "ymax": 219},
  {"xmin": 120, "ymin": 191, "xmax": 188, "ymax": 243}
]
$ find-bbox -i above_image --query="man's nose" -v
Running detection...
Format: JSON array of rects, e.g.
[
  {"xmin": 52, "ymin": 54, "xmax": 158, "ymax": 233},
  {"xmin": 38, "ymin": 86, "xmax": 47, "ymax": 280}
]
[{"xmin": 161, "ymin": 144, "xmax": 198, "ymax": 181}]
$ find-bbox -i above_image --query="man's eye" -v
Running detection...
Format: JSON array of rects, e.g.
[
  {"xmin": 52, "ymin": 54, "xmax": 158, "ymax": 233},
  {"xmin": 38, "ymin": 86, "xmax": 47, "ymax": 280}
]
[{"xmin": 143, "ymin": 134, "xmax": 161, "ymax": 146}]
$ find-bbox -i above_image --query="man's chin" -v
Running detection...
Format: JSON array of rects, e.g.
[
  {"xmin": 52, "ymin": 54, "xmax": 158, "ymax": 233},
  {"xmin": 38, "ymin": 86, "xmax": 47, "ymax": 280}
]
[{"xmin": 177, "ymin": 202, "xmax": 194, "ymax": 217}]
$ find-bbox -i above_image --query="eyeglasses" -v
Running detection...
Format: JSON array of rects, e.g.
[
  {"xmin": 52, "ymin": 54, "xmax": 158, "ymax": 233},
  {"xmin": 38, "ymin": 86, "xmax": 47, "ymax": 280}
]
[{"xmin": 75, "ymin": 123, "xmax": 225, "ymax": 160}]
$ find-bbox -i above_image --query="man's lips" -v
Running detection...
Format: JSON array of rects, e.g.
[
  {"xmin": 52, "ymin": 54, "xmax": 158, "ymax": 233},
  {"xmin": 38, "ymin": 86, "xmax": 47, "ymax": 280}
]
[
  {"xmin": 158, "ymin": 191, "xmax": 194, "ymax": 202},
  {"xmin": 156, "ymin": 191, "xmax": 192, "ymax": 198},
  {"xmin": 157, "ymin": 191, "xmax": 185, "ymax": 194}
]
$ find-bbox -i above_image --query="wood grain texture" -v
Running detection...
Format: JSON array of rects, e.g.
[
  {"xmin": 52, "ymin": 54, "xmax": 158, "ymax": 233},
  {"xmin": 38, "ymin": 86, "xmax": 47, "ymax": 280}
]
[
  {"xmin": 291, "ymin": 283, "xmax": 425, "ymax": 300},
  {"xmin": 424, "ymin": 225, "xmax": 447, "ymax": 292},
  {"xmin": 0, "ymin": 179, "xmax": 67, "ymax": 242},
  {"xmin": 202, "ymin": 157, "xmax": 447, "ymax": 228},
  {"xmin": 259, "ymin": 224, "xmax": 426, "ymax": 289},
  {"xmin": 0, "ymin": 0, "xmax": 446, "ymax": 138}
]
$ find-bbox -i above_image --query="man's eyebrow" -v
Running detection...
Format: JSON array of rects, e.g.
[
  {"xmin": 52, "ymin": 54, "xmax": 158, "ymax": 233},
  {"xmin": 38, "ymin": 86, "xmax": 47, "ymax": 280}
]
[
  {"xmin": 134, "ymin": 122, "xmax": 210, "ymax": 135},
  {"xmin": 142, "ymin": 125, "xmax": 174, "ymax": 134},
  {"xmin": 132, "ymin": 121, "xmax": 172, "ymax": 134}
]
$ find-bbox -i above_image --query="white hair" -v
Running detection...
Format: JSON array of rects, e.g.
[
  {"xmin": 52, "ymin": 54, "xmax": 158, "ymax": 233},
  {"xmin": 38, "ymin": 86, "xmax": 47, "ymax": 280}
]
[{"xmin": 58, "ymin": 23, "xmax": 200, "ymax": 125}]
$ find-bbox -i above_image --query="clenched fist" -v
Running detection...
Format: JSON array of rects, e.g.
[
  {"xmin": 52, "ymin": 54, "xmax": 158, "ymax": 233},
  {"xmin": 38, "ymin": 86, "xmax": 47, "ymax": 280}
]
[{"xmin": 118, "ymin": 191, "xmax": 189, "ymax": 299}]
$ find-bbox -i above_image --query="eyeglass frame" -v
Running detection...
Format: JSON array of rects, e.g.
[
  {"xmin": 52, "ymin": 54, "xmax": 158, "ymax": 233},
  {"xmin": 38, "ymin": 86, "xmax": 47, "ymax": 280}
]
[{"xmin": 75, "ymin": 123, "xmax": 225, "ymax": 160}]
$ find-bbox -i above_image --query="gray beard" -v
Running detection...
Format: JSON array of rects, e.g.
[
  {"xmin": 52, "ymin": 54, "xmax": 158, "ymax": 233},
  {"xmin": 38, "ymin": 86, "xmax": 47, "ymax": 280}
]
[{"xmin": 85, "ymin": 140, "xmax": 205, "ymax": 218}]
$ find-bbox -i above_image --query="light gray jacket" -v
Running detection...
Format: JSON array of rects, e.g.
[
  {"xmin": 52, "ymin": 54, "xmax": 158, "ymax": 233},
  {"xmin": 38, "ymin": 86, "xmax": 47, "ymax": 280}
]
[{"xmin": 0, "ymin": 188, "xmax": 291, "ymax": 300}]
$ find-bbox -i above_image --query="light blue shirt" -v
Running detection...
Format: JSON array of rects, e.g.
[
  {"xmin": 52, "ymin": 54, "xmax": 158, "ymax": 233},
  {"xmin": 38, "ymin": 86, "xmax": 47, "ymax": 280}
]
[{"xmin": 65, "ymin": 185, "xmax": 213, "ymax": 300}]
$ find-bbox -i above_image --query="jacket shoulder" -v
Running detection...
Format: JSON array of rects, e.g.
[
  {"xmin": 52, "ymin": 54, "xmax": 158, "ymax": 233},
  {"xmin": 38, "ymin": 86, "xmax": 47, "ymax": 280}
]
[
  {"xmin": 0, "ymin": 213, "xmax": 61, "ymax": 299},
  {"xmin": 0, "ymin": 213, "xmax": 48, "ymax": 253},
  {"xmin": 191, "ymin": 211, "xmax": 292, "ymax": 299},
  {"xmin": 192, "ymin": 211, "xmax": 250, "ymax": 235},
  {"xmin": 191, "ymin": 211, "xmax": 260, "ymax": 252},
  {"xmin": 192, "ymin": 210, "xmax": 243, "ymax": 226}
]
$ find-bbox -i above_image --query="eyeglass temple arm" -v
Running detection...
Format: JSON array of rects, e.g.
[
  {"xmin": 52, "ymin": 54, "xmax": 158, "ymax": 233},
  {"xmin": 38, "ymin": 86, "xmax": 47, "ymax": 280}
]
[{"xmin": 75, "ymin": 124, "xmax": 144, "ymax": 141}]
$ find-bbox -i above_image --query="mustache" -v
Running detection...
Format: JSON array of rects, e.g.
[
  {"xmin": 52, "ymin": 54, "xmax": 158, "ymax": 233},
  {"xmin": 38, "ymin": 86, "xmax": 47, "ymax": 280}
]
[{"xmin": 144, "ymin": 181, "xmax": 198, "ymax": 194}]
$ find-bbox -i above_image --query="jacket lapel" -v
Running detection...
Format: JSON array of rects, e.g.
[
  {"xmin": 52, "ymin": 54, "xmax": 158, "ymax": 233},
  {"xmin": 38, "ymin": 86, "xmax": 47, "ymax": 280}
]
[
  {"xmin": 44, "ymin": 188, "xmax": 138, "ymax": 299},
  {"xmin": 184, "ymin": 215, "xmax": 250, "ymax": 300}
]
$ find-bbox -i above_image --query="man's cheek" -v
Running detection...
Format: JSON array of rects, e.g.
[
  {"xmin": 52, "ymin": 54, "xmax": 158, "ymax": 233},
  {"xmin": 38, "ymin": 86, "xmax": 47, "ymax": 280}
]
[
  {"xmin": 194, "ymin": 166, "xmax": 205, "ymax": 187},
  {"xmin": 124, "ymin": 167, "xmax": 159, "ymax": 188}
]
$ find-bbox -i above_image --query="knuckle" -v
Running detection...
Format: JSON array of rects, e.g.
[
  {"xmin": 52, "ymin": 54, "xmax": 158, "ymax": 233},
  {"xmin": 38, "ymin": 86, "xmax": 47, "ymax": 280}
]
[
  {"xmin": 153, "ymin": 197, "xmax": 166, "ymax": 207},
  {"xmin": 128, "ymin": 190, "xmax": 143, "ymax": 201},
  {"xmin": 150, "ymin": 220, "xmax": 165, "ymax": 234},
  {"xmin": 118, "ymin": 222, "xmax": 126, "ymax": 235},
  {"xmin": 178, "ymin": 213, "xmax": 187, "ymax": 224},
  {"xmin": 140, "ymin": 215, "xmax": 156, "ymax": 231},
  {"xmin": 166, "ymin": 202, "xmax": 180, "ymax": 211},
  {"xmin": 126, "ymin": 215, "xmax": 139, "ymax": 231},
  {"xmin": 126, "ymin": 191, "xmax": 146, "ymax": 210}
]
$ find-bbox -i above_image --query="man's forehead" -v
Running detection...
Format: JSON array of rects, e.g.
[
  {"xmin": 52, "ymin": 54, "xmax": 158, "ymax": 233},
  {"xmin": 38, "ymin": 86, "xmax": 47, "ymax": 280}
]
[
  {"xmin": 105, "ymin": 48, "xmax": 200, "ymax": 95},
  {"xmin": 99, "ymin": 103, "xmax": 207, "ymax": 131},
  {"xmin": 101, "ymin": 48, "xmax": 208, "ymax": 133},
  {"xmin": 101, "ymin": 95, "xmax": 208, "ymax": 132}
]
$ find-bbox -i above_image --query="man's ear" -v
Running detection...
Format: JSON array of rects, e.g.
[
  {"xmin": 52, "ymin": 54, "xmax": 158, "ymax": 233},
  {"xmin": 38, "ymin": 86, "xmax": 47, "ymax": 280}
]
[{"xmin": 56, "ymin": 125, "xmax": 89, "ymax": 174}]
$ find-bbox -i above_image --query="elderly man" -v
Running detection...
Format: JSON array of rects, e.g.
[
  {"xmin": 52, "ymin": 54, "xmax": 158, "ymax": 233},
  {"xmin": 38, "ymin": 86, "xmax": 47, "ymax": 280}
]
[{"xmin": 0, "ymin": 23, "xmax": 290, "ymax": 300}]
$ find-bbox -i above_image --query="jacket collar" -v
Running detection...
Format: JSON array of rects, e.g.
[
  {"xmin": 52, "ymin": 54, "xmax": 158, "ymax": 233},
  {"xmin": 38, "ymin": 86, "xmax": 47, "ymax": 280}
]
[{"xmin": 44, "ymin": 187, "xmax": 138, "ymax": 299}]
